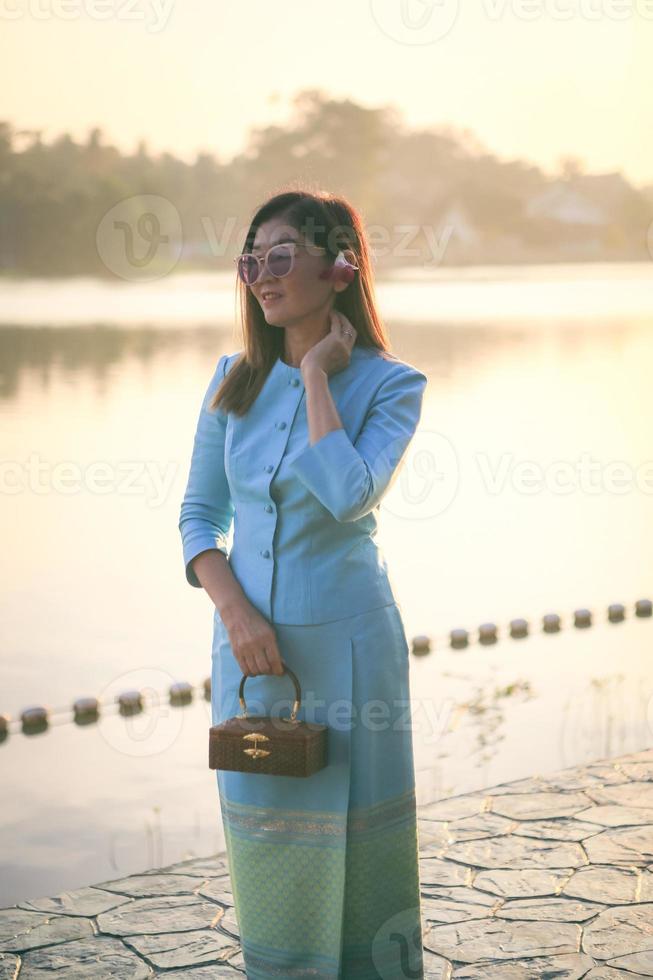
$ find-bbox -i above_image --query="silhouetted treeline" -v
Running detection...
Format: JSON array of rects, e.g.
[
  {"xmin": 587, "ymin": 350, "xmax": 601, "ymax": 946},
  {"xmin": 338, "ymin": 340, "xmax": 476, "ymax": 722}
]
[{"xmin": 1, "ymin": 90, "xmax": 651, "ymax": 277}]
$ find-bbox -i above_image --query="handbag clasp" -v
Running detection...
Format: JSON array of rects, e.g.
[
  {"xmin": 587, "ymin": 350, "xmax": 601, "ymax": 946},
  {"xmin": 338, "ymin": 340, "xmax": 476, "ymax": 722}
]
[{"xmin": 242, "ymin": 732, "xmax": 271, "ymax": 759}]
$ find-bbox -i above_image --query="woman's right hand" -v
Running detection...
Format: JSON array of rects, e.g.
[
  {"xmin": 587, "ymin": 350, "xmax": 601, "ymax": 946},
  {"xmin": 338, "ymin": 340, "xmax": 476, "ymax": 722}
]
[{"xmin": 220, "ymin": 600, "xmax": 284, "ymax": 677}]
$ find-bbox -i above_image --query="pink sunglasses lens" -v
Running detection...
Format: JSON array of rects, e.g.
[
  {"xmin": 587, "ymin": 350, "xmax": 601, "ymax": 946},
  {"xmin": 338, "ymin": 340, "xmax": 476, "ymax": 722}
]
[
  {"xmin": 238, "ymin": 245, "xmax": 294, "ymax": 285},
  {"xmin": 238, "ymin": 255, "xmax": 259, "ymax": 285},
  {"xmin": 267, "ymin": 245, "xmax": 294, "ymax": 278}
]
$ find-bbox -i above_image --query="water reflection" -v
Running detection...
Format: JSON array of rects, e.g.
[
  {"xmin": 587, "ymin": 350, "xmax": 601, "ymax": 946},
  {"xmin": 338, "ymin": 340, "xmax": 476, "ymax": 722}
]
[
  {"xmin": 1, "ymin": 264, "xmax": 652, "ymax": 905},
  {"xmin": 0, "ymin": 325, "xmax": 226, "ymax": 400}
]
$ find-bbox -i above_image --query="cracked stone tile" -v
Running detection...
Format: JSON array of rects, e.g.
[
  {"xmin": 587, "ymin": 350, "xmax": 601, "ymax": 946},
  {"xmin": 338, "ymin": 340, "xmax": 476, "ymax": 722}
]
[
  {"xmin": 422, "ymin": 946, "xmax": 453, "ymax": 978},
  {"xmin": 92, "ymin": 873, "xmax": 210, "ymax": 897},
  {"xmin": 0, "ymin": 953, "xmax": 20, "ymax": 979},
  {"xmin": 540, "ymin": 767, "xmax": 632, "ymax": 791},
  {"xmin": 472, "ymin": 868, "xmax": 575, "ymax": 899},
  {"xmin": 615, "ymin": 750, "xmax": 653, "ymax": 764},
  {"xmin": 420, "ymin": 886, "xmax": 501, "ymax": 924},
  {"xmin": 453, "ymin": 951, "xmax": 594, "ymax": 978},
  {"xmin": 196, "ymin": 879, "xmax": 235, "ymax": 907},
  {"xmin": 495, "ymin": 896, "xmax": 604, "ymax": 921},
  {"xmin": 442, "ymin": 834, "xmax": 587, "ymax": 870},
  {"xmin": 424, "ymin": 918, "xmax": 581, "ymax": 963},
  {"xmin": 224, "ymin": 948, "xmax": 248, "ymax": 971},
  {"xmin": 141, "ymin": 855, "xmax": 230, "ymax": 878},
  {"xmin": 158, "ymin": 966, "xmax": 245, "ymax": 978},
  {"xmin": 419, "ymin": 795, "xmax": 491, "ymax": 821},
  {"xmin": 420, "ymin": 857, "xmax": 473, "ymax": 887},
  {"xmin": 481, "ymin": 777, "xmax": 547, "ymax": 796},
  {"xmin": 583, "ymin": 827, "xmax": 653, "ymax": 867},
  {"xmin": 96, "ymin": 895, "xmax": 226, "ymax": 936},
  {"xmin": 606, "ymin": 949, "xmax": 653, "ymax": 974},
  {"xmin": 488, "ymin": 791, "xmax": 594, "ymax": 821},
  {"xmin": 583, "ymin": 903, "xmax": 653, "ymax": 959},
  {"xmin": 18, "ymin": 885, "xmax": 133, "ymax": 917},
  {"xmin": 563, "ymin": 866, "xmax": 653, "ymax": 905},
  {"xmin": 584, "ymin": 764, "xmax": 635, "ymax": 781},
  {"xmin": 511, "ymin": 818, "xmax": 603, "ymax": 842},
  {"xmin": 0, "ymin": 908, "xmax": 93, "ymax": 953},
  {"xmin": 573, "ymin": 805, "xmax": 653, "ymax": 827},
  {"xmin": 583, "ymin": 968, "xmax": 647, "ymax": 978},
  {"xmin": 15, "ymin": 936, "xmax": 150, "ymax": 978},
  {"xmin": 617, "ymin": 763, "xmax": 653, "ymax": 782},
  {"xmin": 122, "ymin": 927, "xmax": 239, "ymax": 969},
  {"xmin": 585, "ymin": 783, "xmax": 653, "ymax": 809},
  {"xmin": 418, "ymin": 822, "xmax": 454, "ymax": 850},
  {"xmin": 444, "ymin": 813, "xmax": 518, "ymax": 842},
  {"xmin": 215, "ymin": 906, "xmax": 240, "ymax": 939}
]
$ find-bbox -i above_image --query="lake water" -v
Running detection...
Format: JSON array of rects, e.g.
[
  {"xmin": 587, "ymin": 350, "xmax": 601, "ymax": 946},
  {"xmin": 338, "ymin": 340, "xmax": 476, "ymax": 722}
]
[{"xmin": 1, "ymin": 261, "xmax": 652, "ymax": 906}]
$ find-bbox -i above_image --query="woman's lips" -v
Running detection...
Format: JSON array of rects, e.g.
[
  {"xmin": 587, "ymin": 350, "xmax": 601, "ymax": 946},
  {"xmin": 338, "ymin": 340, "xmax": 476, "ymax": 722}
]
[{"xmin": 262, "ymin": 293, "xmax": 282, "ymax": 305}]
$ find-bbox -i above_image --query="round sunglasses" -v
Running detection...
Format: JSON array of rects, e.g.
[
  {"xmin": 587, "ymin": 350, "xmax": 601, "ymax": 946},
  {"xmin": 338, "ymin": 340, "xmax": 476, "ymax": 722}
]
[{"xmin": 234, "ymin": 241, "xmax": 325, "ymax": 286}]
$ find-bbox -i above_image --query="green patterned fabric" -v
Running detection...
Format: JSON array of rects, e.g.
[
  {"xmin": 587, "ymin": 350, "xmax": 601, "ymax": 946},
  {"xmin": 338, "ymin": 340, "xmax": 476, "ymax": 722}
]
[
  {"xmin": 212, "ymin": 603, "xmax": 425, "ymax": 978},
  {"xmin": 221, "ymin": 788, "xmax": 423, "ymax": 978}
]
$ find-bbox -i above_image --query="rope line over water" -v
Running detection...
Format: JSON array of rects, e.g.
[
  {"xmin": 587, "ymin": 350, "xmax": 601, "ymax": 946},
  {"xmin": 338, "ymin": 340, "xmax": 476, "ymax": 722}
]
[{"xmin": 2, "ymin": 597, "xmax": 650, "ymax": 742}]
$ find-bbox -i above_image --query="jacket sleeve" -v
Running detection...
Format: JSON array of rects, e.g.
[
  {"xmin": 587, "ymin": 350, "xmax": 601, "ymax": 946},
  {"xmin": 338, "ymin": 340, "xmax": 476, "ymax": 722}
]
[
  {"xmin": 178, "ymin": 353, "xmax": 234, "ymax": 587},
  {"xmin": 288, "ymin": 363, "xmax": 428, "ymax": 523}
]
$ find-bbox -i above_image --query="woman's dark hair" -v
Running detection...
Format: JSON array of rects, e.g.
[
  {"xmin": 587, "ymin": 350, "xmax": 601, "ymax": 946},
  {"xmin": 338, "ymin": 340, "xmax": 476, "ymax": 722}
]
[{"xmin": 211, "ymin": 185, "xmax": 393, "ymax": 415}]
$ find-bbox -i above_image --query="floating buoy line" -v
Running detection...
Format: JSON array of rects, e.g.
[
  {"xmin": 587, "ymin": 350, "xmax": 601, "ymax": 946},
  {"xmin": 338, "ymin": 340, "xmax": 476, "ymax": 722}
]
[{"xmin": 1, "ymin": 597, "xmax": 650, "ymax": 743}]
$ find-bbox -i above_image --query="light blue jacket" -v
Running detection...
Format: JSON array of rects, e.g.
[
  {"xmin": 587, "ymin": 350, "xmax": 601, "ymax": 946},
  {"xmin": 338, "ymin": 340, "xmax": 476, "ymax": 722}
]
[{"xmin": 178, "ymin": 344, "xmax": 428, "ymax": 625}]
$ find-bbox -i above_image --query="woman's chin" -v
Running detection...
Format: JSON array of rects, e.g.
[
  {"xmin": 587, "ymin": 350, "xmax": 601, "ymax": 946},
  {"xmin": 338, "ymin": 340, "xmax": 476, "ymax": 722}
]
[{"xmin": 264, "ymin": 311, "xmax": 285, "ymax": 326}]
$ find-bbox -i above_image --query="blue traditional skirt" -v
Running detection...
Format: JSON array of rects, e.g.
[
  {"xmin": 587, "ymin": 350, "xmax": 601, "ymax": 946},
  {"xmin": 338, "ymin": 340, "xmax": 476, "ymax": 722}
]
[{"xmin": 211, "ymin": 601, "xmax": 424, "ymax": 979}]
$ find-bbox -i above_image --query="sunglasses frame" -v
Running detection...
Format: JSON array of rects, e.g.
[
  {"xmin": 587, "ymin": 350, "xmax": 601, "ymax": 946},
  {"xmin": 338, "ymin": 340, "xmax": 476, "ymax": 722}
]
[{"xmin": 233, "ymin": 241, "xmax": 326, "ymax": 286}]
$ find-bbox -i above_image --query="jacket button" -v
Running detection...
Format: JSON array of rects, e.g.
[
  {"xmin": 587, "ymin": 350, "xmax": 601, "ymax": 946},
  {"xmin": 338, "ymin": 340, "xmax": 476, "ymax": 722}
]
[
  {"xmin": 261, "ymin": 549, "xmax": 270, "ymax": 558},
  {"xmin": 290, "ymin": 378, "xmax": 300, "ymax": 387},
  {"xmin": 264, "ymin": 504, "xmax": 273, "ymax": 513},
  {"xmin": 265, "ymin": 464, "xmax": 273, "ymax": 473},
  {"xmin": 276, "ymin": 421, "xmax": 287, "ymax": 429}
]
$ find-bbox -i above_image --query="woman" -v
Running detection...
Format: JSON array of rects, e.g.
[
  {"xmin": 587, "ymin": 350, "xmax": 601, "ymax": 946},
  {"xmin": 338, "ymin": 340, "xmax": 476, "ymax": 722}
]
[{"xmin": 179, "ymin": 188, "xmax": 428, "ymax": 979}]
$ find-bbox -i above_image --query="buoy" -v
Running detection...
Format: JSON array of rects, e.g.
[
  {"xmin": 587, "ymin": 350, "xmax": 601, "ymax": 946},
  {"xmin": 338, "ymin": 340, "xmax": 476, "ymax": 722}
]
[
  {"xmin": 450, "ymin": 629, "xmax": 469, "ymax": 649},
  {"xmin": 574, "ymin": 608, "xmax": 592, "ymax": 628},
  {"xmin": 543, "ymin": 613, "xmax": 561, "ymax": 633},
  {"xmin": 73, "ymin": 697, "xmax": 99, "ymax": 725},
  {"xmin": 411, "ymin": 635, "xmax": 431, "ymax": 656},
  {"xmin": 21, "ymin": 706, "xmax": 48, "ymax": 735},
  {"xmin": 510, "ymin": 618, "xmax": 529, "ymax": 639},
  {"xmin": 170, "ymin": 681, "xmax": 193, "ymax": 706},
  {"xmin": 478, "ymin": 623, "xmax": 498, "ymax": 645},
  {"xmin": 635, "ymin": 598, "xmax": 652, "ymax": 617},
  {"xmin": 607, "ymin": 603, "xmax": 625, "ymax": 623},
  {"xmin": 117, "ymin": 690, "xmax": 143, "ymax": 715}
]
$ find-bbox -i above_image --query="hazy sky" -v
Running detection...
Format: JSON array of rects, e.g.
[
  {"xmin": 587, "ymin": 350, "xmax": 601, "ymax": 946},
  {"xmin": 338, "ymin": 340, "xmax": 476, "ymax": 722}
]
[{"xmin": 3, "ymin": 0, "xmax": 652, "ymax": 186}]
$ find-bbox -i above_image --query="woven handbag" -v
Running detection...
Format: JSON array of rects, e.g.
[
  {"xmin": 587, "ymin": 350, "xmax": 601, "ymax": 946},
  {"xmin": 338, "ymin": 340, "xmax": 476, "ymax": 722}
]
[{"xmin": 208, "ymin": 661, "xmax": 328, "ymax": 777}]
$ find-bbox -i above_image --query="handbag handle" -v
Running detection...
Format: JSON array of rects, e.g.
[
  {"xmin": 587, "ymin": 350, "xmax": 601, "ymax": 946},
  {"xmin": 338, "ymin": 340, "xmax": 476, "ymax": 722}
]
[{"xmin": 237, "ymin": 661, "xmax": 302, "ymax": 724}]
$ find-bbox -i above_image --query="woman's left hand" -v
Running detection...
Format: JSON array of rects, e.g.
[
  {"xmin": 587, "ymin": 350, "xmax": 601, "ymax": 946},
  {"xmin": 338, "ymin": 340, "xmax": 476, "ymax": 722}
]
[{"xmin": 301, "ymin": 311, "xmax": 357, "ymax": 378}]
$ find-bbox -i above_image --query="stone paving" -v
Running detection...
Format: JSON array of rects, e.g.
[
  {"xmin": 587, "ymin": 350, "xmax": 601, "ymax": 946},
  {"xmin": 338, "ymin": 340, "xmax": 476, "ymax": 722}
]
[{"xmin": 1, "ymin": 747, "xmax": 653, "ymax": 977}]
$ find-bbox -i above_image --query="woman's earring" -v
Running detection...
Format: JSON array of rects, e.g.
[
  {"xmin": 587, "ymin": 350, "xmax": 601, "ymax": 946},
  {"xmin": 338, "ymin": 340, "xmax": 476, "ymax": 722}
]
[{"xmin": 318, "ymin": 249, "xmax": 359, "ymax": 284}]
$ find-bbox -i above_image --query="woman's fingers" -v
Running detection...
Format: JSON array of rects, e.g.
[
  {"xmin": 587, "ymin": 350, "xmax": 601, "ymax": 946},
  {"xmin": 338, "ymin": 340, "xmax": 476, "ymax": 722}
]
[
  {"xmin": 330, "ymin": 309, "xmax": 357, "ymax": 345},
  {"xmin": 262, "ymin": 637, "xmax": 284, "ymax": 675},
  {"xmin": 330, "ymin": 309, "xmax": 342, "ymax": 334}
]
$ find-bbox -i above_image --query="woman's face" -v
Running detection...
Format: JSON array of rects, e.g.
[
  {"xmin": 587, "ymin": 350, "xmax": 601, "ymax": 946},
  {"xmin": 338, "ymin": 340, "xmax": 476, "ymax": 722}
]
[{"xmin": 248, "ymin": 216, "xmax": 345, "ymax": 327}]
